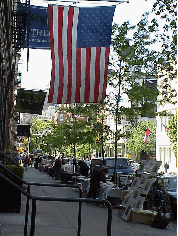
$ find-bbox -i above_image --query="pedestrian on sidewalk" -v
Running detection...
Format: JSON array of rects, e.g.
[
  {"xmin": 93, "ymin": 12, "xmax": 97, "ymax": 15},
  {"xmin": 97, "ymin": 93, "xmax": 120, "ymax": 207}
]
[
  {"xmin": 54, "ymin": 157, "xmax": 62, "ymax": 180},
  {"xmin": 87, "ymin": 166, "xmax": 108, "ymax": 199},
  {"xmin": 164, "ymin": 163, "xmax": 169, "ymax": 173},
  {"xmin": 24, "ymin": 155, "xmax": 31, "ymax": 171},
  {"xmin": 78, "ymin": 160, "xmax": 89, "ymax": 177}
]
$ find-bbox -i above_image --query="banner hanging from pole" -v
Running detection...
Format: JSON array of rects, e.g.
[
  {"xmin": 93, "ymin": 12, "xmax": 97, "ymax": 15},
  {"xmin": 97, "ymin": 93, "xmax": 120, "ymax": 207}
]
[
  {"xmin": 15, "ymin": 89, "xmax": 46, "ymax": 115},
  {"xmin": 17, "ymin": 3, "xmax": 50, "ymax": 49},
  {"xmin": 17, "ymin": 125, "xmax": 31, "ymax": 137}
]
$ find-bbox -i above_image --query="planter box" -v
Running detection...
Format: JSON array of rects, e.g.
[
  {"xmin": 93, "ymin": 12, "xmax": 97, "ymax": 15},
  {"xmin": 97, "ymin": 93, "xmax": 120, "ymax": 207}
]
[{"xmin": 0, "ymin": 165, "xmax": 24, "ymax": 213}]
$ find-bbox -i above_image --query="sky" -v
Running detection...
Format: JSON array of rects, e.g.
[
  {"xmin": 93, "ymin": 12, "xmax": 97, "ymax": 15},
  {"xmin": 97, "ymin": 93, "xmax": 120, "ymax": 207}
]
[{"xmin": 19, "ymin": 0, "xmax": 155, "ymax": 91}]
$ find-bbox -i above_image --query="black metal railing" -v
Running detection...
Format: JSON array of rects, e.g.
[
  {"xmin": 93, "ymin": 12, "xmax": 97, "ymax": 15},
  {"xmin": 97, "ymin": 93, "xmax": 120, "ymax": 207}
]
[
  {"xmin": 0, "ymin": 166, "xmax": 112, "ymax": 236},
  {"xmin": 0, "ymin": 150, "xmax": 20, "ymax": 166}
]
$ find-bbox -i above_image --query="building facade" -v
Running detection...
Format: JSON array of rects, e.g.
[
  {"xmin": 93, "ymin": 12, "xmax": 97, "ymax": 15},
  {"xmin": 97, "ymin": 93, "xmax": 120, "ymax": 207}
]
[
  {"xmin": 0, "ymin": 0, "xmax": 28, "ymax": 152},
  {"xmin": 156, "ymin": 73, "xmax": 177, "ymax": 174}
]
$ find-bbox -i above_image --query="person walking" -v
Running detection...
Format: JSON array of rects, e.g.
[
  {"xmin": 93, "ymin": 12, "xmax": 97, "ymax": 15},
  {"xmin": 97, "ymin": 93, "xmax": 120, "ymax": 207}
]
[
  {"xmin": 73, "ymin": 157, "xmax": 77, "ymax": 172},
  {"xmin": 24, "ymin": 155, "xmax": 31, "ymax": 171},
  {"xmin": 78, "ymin": 160, "xmax": 89, "ymax": 177},
  {"xmin": 54, "ymin": 157, "xmax": 62, "ymax": 180},
  {"xmin": 164, "ymin": 163, "xmax": 169, "ymax": 173},
  {"xmin": 87, "ymin": 166, "xmax": 108, "ymax": 199}
]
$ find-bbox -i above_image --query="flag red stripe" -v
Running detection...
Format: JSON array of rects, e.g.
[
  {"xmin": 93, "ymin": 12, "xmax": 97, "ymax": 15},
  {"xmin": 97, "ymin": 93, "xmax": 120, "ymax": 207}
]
[
  {"xmin": 48, "ymin": 5, "xmax": 55, "ymax": 103},
  {"xmin": 57, "ymin": 6, "xmax": 64, "ymax": 104},
  {"xmin": 102, "ymin": 47, "xmax": 110, "ymax": 102},
  {"xmin": 94, "ymin": 47, "xmax": 101, "ymax": 103},
  {"xmin": 66, "ymin": 7, "xmax": 74, "ymax": 103},
  {"xmin": 85, "ymin": 47, "xmax": 91, "ymax": 103},
  {"xmin": 76, "ymin": 48, "xmax": 81, "ymax": 103}
]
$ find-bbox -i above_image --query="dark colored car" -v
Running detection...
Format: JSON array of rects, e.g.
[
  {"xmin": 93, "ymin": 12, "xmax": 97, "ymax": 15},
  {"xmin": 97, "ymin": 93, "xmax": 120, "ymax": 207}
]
[
  {"xmin": 104, "ymin": 157, "xmax": 135, "ymax": 176},
  {"xmin": 159, "ymin": 173, "xmax": 177, "ymax": 220}
]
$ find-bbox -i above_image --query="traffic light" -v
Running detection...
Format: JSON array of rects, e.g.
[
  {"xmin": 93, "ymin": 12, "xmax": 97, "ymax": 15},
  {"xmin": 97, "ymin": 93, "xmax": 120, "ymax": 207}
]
[
  {"xmin": 23, "ymin": 138, "xmax": 26, "ymax": 145},
  {"xmin": 95, "ymin": 137, "xmax": 99, "ymax": 143}
]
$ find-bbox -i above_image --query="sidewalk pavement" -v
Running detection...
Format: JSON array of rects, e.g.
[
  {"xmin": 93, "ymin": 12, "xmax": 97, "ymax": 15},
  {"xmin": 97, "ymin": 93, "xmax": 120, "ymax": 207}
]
[{"xmin": 0, "ymin": 167, "xmax": 177, "ymax": 236}]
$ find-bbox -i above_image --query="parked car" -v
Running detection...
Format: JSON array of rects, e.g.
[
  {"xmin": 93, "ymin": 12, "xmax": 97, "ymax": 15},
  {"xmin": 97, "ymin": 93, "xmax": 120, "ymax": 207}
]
[
  {"xmin": 103, "ymin": 157, "xmax": 135, "ymax": 176},
  {"xmin": 158, "ymin": 173, "xmax": 177, "ymax": 220},
  {"xmin": 128, "ymin": 160, "xmax": 140, "ymax": 172},
  {"xmin": 84, "ymin": 160, "xmax": 91, "ymax": 171}
]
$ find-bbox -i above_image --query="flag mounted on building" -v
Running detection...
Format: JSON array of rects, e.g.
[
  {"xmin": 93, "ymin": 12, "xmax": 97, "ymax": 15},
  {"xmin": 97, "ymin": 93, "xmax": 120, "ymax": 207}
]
[
  {"xmin": 48, "ymin": 5, "xmax": 116, "ymax": 104},
  {"xmin": 17, "ymin": 3, "xmax": 50, "ymax": 49},
  {"xmin": 144, "ymin": 129, "xmax": 152, "ymax": 143}
]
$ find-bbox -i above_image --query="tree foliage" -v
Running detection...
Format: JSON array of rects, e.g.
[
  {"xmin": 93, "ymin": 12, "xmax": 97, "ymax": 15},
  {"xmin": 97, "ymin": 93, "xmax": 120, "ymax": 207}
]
[
  {"xmin": 30, "ymin": 118, "xmax": 54, "ymax": 154},
  {"xmin": 109, "ymin": 14, "xmax": 159, "ymax": 125},
  {"xmin": 166, "ymin": 111, "xmax": 177, "ymax": 157},
  {"xmin": 108, "ymin": 0, "xmax": 177, "ymax": 157},
  {"xmin": 51, "ymin": 103, "xmax": 112, "ymax": 157},
  {"xmin": 152, "ymin": 0, "xmax": 177, "ymax": 105}
]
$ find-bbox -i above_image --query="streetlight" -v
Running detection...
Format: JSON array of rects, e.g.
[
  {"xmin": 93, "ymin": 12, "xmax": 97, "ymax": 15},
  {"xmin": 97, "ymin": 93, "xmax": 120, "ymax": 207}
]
[{"xmin": 113, "ymin": 61, "xmax": 122, "ymax": 184}]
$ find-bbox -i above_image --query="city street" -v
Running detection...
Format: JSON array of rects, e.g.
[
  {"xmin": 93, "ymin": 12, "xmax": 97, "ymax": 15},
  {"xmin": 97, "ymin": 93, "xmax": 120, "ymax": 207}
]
[{"xmin": 0, "ymin": 167, "xmax": 177, "ymax": 236}]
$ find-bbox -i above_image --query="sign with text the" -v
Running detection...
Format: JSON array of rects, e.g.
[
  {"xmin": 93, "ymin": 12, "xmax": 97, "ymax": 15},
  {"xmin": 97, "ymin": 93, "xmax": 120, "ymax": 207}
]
[{"xmin": 18, "ymin": 3, "xmax": 50, "ymax": 49}]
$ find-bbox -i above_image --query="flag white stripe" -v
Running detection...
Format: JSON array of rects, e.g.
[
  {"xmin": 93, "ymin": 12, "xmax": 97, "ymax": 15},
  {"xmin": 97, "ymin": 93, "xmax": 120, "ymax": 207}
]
[
  {"xmin": 89, "ymin": 47, "xmax": 96, "ymax": 103},
  {"xmin": 53, "ymin": 6, "xmax": 59, "ymax": 104},
  {"xmin": 99, "ymin": 47, "xmax": 106, "ymax": 102},
  {"xmin": 71, "ymin": 7, "xmax": 79, "ymax": 103},
  {"xmin": 62, "ymin": 7, "xmax": 69, "ymax": 104},
  {"xmin": 80, "ymin": 48, "xmax": 86, "ymax": 103}
]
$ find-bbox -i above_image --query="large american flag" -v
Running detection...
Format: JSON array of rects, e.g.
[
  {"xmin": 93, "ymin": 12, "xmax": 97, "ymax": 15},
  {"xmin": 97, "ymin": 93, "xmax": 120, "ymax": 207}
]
[{"xmin": 48, "ymin": 5, "xmax": 115, "ymax": 104}]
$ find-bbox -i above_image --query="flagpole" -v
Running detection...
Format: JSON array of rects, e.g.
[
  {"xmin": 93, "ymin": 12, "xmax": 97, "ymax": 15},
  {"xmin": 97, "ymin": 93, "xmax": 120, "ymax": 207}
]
[{"xmin": 28, "ymin": 137, "xmax": 30, "ymax": 157}]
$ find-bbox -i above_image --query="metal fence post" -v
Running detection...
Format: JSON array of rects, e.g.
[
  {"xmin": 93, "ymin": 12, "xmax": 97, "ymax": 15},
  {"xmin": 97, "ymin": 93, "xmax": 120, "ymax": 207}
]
[
  {"xmin": 77, "ymin": 187, "xmax": 82, "ymax": 236},
  {"xmin": 24, "ymin": 184, "xmax": 30, "ymax": 236},
  {"xmin": 30, "ymin": 198, "xmax": 36, "ymax": 236},
  {"xmin": 107, "ymin": 201, "xmax": 112, "ymax": 236},
  {"xmin": 77, "ymin": 201, "xmax": 82, "ymax": 236}
]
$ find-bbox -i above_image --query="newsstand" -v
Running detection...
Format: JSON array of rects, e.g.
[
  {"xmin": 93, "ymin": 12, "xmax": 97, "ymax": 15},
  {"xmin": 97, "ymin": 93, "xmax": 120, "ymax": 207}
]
[{"xmin": 118, "ymin": 160, "xmax": 171, "ymax": 229}]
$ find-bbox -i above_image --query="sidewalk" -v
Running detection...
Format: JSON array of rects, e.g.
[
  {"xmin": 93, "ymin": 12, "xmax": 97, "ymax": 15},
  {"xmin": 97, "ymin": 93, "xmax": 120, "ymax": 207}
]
[{"xmin": 0, "ymin": 167, "xmax": 177, "ymax": 236}]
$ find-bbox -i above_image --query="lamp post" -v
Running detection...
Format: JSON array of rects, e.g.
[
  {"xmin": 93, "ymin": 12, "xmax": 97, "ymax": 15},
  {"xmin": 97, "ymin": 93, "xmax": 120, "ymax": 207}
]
[
  {"xmin": 113, "ymin": 61, "xmax": 122, "ymax": 184},
  {"xmin": 101, "ymin": 114, "xmax": 105, "ymax": 165}
]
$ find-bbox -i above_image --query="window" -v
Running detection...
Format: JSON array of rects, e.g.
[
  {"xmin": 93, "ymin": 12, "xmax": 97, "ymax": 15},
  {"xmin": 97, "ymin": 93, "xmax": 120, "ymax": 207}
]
[
  {"xmin": 168, "ymin": 147, "xmax": 171, "ymax": 165},
  {"xmin": 159, "ymin": 147, "xmax": 162, "ymax": 161},
  {"xmin": 163, "ymin": 147, "xmax": 166, "ymax": 166},
  {"xmin": 164, "ymin": 117, "xmax": 167, "ymax": 132}
]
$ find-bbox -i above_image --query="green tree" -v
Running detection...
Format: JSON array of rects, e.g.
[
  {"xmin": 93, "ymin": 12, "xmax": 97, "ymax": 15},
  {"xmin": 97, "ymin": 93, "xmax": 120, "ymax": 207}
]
[
  {"xmin": 152, "ymin": 0, "xmax": 177, "ymax": 105},
  {"xmin": 51, "ymin": 103, "xmax": 111, "ymax": 158},
  {"xmin": 109, "ymin": 15, "xmax": 159, "ymax": 126},
  {"xmin": 127, "ymin": 120, "xmax": 156, "ymax": 159},
  {"xmin": 166, "ymin": 111, "xmax": 177, "ymax": 157},
  {"xmin": 30, "ymin": 118, "xmax": 54, "ymax": 154},
  {"xmin": 108, "ymin": 0, "xmax": 176, "ymax": 163},
  {"xmin": 110, "ymin": 0, "xmax": 177, "ymax": 118}
]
